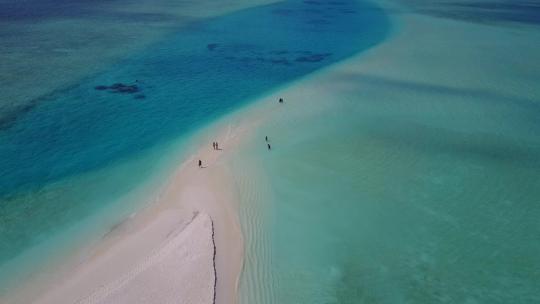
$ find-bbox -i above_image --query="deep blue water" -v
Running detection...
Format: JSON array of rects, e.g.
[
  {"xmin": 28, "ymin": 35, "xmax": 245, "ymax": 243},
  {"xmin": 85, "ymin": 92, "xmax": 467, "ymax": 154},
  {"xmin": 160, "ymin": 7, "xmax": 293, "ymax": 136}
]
[{"xmin": 0, "ymin": 0, "xmax": 389, "ymax": 273}]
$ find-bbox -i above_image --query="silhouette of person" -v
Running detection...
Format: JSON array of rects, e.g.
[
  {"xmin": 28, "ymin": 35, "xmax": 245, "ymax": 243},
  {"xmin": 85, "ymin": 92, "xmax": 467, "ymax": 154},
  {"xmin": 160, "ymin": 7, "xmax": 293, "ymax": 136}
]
[
  {"xmin": 212, "ymin": 142, "xmax": 216, "ymax": 150},
  {"xmin": 267, "ymin": 143, "xmax": 271, "ymax": 150},
  {"xmin": 265, "ymin": 136, "xmax": 268, "ymax": 142},
  {"xmin": 199, "ymin": 160, "xmax": 202, "ymax": 167},
  {"xmin": 279, "ymin": 98, "xmax": 283, "ymax": 103},
  {"xmin": 216, "ymin": 142, "xmax": 219, "ymax": 150}
]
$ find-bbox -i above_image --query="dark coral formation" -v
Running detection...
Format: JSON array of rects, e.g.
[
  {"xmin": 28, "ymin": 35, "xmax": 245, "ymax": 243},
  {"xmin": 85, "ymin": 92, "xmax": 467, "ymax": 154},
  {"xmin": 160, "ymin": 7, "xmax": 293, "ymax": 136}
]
[
  {"xmin": 202, "ymin": 0, "xmax": 350, "ymax": 68},
  {"xmin": 94, "ymin": 83, "xmax": 139, "ymax": 93},
  {"xmin": 269, "ymin": 50, "xmax": 289, "ymax": 55},
  {"xmin": 94, "ymin": 82, "xmax": 144, "ymax": 99},
  {"xmin": 207, "ymin": 43, "xmax": 219, "ymax": 51},
  {"xmin": 109, "ymin": 83, "xmax": 140, "ymax": 94},
  {"xmin": 295, "ymin": 53, "xmax": 332, "ymax": 62},
  {"xmin": 328, "ymin": 1, "xmax": 346, "ymax": 5},
  {"xmin": 211, "ymin": 43, "xmax": 332, "ymax": 67}
]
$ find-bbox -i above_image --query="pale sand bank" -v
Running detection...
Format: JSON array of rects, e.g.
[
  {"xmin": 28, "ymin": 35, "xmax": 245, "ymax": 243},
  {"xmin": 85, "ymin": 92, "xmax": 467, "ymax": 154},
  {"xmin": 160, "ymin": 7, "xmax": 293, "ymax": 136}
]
[
  {"xmin": 33, "ymin": 212, "xmax": 215, "ymax": 304},
  {"xmin": 4, "ymin": 120, "xmax": 246, "ymax": 303},
  {"xmin": 76, "ymin": 212, "xmax": 215, "ymax": 304}
]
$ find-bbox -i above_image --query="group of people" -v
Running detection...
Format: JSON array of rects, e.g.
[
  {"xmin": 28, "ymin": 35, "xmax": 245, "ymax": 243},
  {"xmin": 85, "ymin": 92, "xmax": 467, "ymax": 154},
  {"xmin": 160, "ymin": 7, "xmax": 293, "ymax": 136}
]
[
  {"xmin": 265, "ymin": 135, "xmax": 271, "ymax": 150},
  {"xmin": 265, "ymin": 97, "xmax": 284, "ymax": 150},
  {"xmin": 198, "ymin": 141, "xmax": 220, "ymax": 168},
  {"xmin": 199, "ymin": 97, "xmax": 284, "ymax": 168}
]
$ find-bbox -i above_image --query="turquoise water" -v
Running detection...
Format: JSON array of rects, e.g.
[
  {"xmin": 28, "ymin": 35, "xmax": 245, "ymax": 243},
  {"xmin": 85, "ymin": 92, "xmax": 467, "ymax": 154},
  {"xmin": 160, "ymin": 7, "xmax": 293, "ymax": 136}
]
[
  {"xmin": 0, "ymin": 0, "xmax": 389, "ymax": 291},
  {"xmin": 232, "ymin": 19, "xmax": 540, "ymax": 304},
  {"xmin": 235, "ymin": 90, "xmax": 540, "ymax": 303}
]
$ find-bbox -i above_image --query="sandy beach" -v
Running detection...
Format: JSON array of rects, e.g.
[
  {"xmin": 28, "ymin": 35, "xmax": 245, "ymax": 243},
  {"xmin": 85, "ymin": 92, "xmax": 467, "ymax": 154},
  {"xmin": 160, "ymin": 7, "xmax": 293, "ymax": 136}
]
[
  {"xmin": 3, "ymin": 0, "xmax": 539, "ymax": 303},
  {"xmin": 73, "ymin": 212, "xmax": 215, "ymax": 304},
  {"xmin": 2, "ymin": 114, "xmax": 253, "ymax": 303},
  {"xmin": 3, "ymin": 69, "xmax": 291, "ymax": 304}
]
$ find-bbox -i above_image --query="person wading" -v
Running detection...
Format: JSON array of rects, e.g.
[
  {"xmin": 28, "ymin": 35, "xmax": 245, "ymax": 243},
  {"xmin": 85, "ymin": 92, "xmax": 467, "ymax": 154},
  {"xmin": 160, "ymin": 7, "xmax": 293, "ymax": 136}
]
[{"xmin": 198, "ymin": 159, "xmax": 202, "ymax": 168}]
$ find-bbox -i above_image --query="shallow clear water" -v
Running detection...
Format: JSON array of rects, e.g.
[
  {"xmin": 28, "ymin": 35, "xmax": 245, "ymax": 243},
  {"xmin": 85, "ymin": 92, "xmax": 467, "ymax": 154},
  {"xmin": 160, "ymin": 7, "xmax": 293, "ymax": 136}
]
[
  {"xmin": 233, "ymin": 31, "xmax": 540, "ymax": 303},
  {"xmin": 235, "ymin": 95, "xmax": 540, "ymax": 303},
  {"xmin": 0, "ymin": 0, "xmax": 389, "ymax": 290}
]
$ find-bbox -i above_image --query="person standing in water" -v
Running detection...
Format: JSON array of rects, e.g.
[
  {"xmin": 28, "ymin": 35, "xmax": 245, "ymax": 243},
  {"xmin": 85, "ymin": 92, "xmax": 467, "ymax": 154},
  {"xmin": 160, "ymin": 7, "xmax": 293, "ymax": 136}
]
[
  {"xmin": 265, "ymin": 136, "xmax": 268, "ymax": 142},
  {"xmin": 267, "ymin": 143, "xmax": 271, "ymax": 150},
  {"xmin": 216, "ymin": 142, "xmax": 219, "ymax": 150},
  {"xmin": 198, "ymin": 160, "xmax": 202, "ymax": 168},
  {"xmin": 278, "ymin": 98, "xmax": 283, "ymax": 103},
  {"xmin": 212, "ymin": 142, "xmax": 216, "ymax": 150}
]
